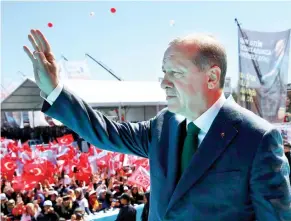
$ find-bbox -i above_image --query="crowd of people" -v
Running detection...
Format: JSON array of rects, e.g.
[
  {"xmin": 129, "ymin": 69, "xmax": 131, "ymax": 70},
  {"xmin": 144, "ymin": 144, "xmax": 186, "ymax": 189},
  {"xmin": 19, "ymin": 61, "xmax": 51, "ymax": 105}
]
[{"xmin": 0, "ymin": 165, "xmax": 150, "ymax": 221}]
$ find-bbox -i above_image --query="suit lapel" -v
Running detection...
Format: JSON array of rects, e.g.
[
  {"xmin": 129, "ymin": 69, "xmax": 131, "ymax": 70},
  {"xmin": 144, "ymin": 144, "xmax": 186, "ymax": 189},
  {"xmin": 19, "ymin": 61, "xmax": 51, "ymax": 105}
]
[
  {"xmin": 165, "ymin": 116, "xmax": 186, "ymax": 192},
  {"xmin": 165, "ymin": 100, "xmax": 243, "ymax": 213}
]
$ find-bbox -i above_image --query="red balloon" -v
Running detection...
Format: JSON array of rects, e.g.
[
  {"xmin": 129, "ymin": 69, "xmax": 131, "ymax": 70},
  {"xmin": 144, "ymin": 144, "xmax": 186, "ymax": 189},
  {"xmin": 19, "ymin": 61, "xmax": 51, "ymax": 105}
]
[
  {"xmin": 48, "ymin": 22, "xmax": 53, "ymax": 28},
  {"xmin": 110, "ymin": 8, "xmax": 116, "ymax": 13}
]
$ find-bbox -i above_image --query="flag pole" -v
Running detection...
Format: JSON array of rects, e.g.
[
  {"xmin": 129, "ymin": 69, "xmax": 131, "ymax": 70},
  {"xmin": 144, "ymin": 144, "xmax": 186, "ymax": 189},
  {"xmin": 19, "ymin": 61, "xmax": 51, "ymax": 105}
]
[
  {"xmin": 234, "ymin": 18, "xmax": 263, "ymax": 84},
  {"xmin": 85, "ymin": 53, "xmax": 122, "ymax": 81}
]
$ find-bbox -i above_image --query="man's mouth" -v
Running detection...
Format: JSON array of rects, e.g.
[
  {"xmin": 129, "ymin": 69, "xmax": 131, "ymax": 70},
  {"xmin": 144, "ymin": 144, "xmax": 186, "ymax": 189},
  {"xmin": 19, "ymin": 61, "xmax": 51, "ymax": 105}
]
[{"xmin": 166, "ymin": 95, "xmax": 176, "ymax": 99}]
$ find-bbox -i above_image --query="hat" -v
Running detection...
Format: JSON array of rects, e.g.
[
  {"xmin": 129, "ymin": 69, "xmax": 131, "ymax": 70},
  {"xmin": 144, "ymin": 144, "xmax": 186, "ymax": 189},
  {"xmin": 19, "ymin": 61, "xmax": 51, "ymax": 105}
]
[
  {"xmin": 118, "ymin": 193, "xmax": 131, "ymax": 201},
  {"xmin": 0, "ymin": 193, "xmax": 6, "ymax": 200},
  {"xmin": 43, "ymin": 200, "xmax": 53, "ymax": 207},
  {"xmin": 74, "ymin": 207, "xmax": 84, "ymax": 213},
  {"xmin": 89, "ymin": 190, "xmax": 97, "ymax": 196},
  {"xmin": 7, "ymin": 199, "xmax": 15, "ymax": 205},
  {"xmin": 62, "ymin": 194, "xmax": 71, "ymax": 200},
  {"xmin": 48, "ymin": 190, "xmax": 58, "ymax": 196}
]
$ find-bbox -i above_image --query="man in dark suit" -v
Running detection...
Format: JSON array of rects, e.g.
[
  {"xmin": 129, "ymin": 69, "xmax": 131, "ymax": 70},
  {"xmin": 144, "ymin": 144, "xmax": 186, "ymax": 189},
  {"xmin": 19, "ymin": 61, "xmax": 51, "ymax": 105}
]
[
  {"xmin": 284, "ymin": 142, "xmax": 291, "ymax": 183},
  {"xmin": 24, "ymin": 30, "xmax": 291, "ymax": 220},
  {"xmin": 115, "ymin": 193, "xmax": 137, "ymax": 221}
]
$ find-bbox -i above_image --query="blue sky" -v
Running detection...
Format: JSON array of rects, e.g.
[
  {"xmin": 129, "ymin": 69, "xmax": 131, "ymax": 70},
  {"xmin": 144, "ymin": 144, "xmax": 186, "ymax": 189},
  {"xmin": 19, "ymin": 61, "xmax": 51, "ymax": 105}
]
[{"xmin": 1, "ymin": 1, "xmax": 291, "ymax": 93}]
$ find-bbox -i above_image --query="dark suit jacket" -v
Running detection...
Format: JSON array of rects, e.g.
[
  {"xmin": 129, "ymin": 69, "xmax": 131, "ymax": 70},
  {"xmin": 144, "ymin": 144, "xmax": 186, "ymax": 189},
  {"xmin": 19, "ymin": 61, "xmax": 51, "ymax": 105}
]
[
  {"xmin": 115, "ymin": 204, "xmax": 137, "ymax": 221},
  {"xmin": 42, "ymin": 87, "xmax": 291, "ymax": 221}
]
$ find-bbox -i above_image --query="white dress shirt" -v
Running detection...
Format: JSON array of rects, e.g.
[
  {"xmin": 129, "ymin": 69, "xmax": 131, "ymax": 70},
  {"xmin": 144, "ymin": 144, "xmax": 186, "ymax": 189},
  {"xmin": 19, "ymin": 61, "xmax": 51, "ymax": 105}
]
[
  {"xmin": 40, "ymin": 82, "xmax": 64, "ymax": 105},
  {"xmin": 187, "ymin": 93, "xmax": 226, "ymax": 147}
]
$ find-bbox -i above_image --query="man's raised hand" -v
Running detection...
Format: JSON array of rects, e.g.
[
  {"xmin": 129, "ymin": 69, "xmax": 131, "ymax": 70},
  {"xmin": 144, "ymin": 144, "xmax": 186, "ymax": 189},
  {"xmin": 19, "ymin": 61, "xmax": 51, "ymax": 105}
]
[{"xmin": 23, "ymin": 29, "xmax": 59, "ymax": 96}]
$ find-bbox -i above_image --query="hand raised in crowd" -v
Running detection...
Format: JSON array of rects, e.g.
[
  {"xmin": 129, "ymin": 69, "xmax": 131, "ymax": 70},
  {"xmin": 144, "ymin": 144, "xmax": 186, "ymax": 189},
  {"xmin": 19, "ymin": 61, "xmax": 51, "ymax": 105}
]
[{"xmin": 23, "ymin": 29, "xmax": 59, "ymax": 96}]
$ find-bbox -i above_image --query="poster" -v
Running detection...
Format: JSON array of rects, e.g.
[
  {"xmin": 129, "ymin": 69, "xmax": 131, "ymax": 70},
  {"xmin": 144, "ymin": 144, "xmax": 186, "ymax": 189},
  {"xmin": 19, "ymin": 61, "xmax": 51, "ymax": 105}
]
[{"xmin": 238, "ymin": 28, "xmax": 290, "ymax": 123}]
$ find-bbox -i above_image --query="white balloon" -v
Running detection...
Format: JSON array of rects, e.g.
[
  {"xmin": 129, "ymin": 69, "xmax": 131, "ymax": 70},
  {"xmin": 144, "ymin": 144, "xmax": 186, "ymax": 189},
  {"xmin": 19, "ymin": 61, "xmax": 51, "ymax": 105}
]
[
  {"xmin": 170, "ymin": 20, "xmax": 175, "ymax": 26},
  {"xmin": 90, "ymin": 12, "xmax": 95, "ymax": 16}
]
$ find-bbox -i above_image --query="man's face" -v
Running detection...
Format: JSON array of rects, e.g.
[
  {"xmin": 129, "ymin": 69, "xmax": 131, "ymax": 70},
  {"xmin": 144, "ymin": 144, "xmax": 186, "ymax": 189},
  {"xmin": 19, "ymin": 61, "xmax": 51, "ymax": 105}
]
[
  {"xmin": 161, "ymin": 45, "xmax": 209, "ymax": 118},
  {"xmin": 7, "ymin": 203, "xmax": 14, "ymax": 209},
  {"xmin": 44, "ymin": 205, "xmax": 50, "ymax": 213},
  {"xmin": 120, "ymin": 198, "xmax": 127, "ymax": 205}
]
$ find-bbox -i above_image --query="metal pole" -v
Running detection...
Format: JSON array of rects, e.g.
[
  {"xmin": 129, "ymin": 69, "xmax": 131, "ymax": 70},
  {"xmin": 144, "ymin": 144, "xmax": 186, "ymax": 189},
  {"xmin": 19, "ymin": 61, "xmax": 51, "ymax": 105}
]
[
  {"xmin": 234, "ymin": 18, "xmax": 263, "ymax": 84},
  {"xmin": 235, "ymin": 18, "xmax": 262, "ymax": 115},
  {"xmin": 32, "ymin": 110, "xmax": 35, "ymax": 128},
  {"xmin": 85, "ymin": 53, "xmax": 122, "ymax": 81},
  {"xmin": 61, "ymin": 55, "xmax": 69, "ymax": 61},
  {"xmin": 118, "ymin": 105, "xmax": 122, "ymax": 122}
]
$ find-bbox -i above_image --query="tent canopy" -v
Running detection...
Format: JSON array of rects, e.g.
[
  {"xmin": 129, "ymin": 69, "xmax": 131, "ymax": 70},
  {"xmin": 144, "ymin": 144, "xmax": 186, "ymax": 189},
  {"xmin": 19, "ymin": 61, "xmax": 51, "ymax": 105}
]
[{"xmin": 1, "ymin": 78, "xmax": 167, "ymax": 111}]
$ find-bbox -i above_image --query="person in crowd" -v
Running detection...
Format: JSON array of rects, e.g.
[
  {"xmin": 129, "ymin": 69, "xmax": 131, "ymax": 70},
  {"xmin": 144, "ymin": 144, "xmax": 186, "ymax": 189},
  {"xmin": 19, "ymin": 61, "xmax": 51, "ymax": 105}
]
[
  {"xmin": 115, "ymin": 193, "xmax": 136, "ymax": 221},
  {"xmin": 20, "ymin": 203, "xmax": 40, "ymax": 221},
  {"xmin": 111, "ymin": 199, "xmax": 121, "ymax": 209},
  {"xmin": 48, "ymin": 191, "xmax": 58, "ymax": 207},
  {"xmin": 6, "ymin": 199, "xmax": 16, "ymax": 215},
  {"xmin": 35, "ymin": 194, "xmax": 45, "ymax": 210},
  {"xmin": 1, "ymin": 193, "xmax": 9, "ymax": 215},
  {"xmin": 130, "ymin": 186, "xmax": 144, "ymax": 205},
  {"xmin": 73, "ymin": 208, "xmax": 85, "ymax": 221},
  {"xmin": 66, "ymin": 189, "xmax": 76, "ymax": 201},
  {"xmin": 122, "ymin": 186, "xmax": 130, "ymax": 194},
  {"xmin": 141, "ymin": 192, "xmax": 150, "ymax": 221},
  {"xmin": 74, "ymin": 188, "xmax": 90, "ymax": 215},
  {"xmin": 24, "ymin": 29, "xmax": 291, "ymax": 220},
  {"xmin": 112, "ymin": 185, "xmax": 122, "ymax": 198},
  {"xmin": 4, "ymin": 186, "xmax": 16, "ymax": 201},
  {"xmin": 88, "ymin": 190, "xmax": 100, "ymax": 213},
  {"xmin": 70, "ymin": 214, "xmax": 76, "ymax": 221},
  {"xmin": 21, "ymin": 192, "xmax": 32, "ymax": 205},
  {"xmin": 36, "ymin": 200, "xmax": 59, "ymax": 221},
  {"xmin": 54, "ymin": 194, "xmax": 79, "ymax": 220},
  {"xmin": 98, "ymin": 189, "xmax": 114, "ymax": 211}
]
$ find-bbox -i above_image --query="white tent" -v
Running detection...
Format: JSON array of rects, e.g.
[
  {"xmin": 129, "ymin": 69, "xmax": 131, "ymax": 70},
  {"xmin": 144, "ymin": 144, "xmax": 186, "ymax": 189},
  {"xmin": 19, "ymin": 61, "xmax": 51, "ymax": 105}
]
[{"xmin": 1, "ymin": 78, "xmax": 167, "ymax": 112}]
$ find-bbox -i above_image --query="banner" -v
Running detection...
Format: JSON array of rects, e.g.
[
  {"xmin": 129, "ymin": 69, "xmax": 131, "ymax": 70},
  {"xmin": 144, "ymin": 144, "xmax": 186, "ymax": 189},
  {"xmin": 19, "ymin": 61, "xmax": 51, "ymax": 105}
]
[
  {"xmin": 238, "ymin": 28, "xmax": 290, "ymax": 123},
  {"xmin": 1, "ymin": 111, "xmax": 62, "ymax": 128},
  {"xmin": 59, "ymin": 59, "xmax": 91, "ymax": 80}
]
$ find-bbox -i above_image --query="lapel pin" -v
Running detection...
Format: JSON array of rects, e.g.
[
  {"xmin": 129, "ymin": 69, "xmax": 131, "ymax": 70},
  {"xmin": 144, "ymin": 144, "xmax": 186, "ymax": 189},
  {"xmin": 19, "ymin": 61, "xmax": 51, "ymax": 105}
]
[{"xmin": 221, "ymin": 132, "xmax": 225, "ymax": 138}]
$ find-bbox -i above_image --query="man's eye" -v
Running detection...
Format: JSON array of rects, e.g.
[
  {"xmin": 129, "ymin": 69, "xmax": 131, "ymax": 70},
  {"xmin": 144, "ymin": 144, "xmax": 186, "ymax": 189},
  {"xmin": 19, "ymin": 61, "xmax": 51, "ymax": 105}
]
[{"xmin": 173, "ymin": 72, "xmax": 183, "ymax": 78}]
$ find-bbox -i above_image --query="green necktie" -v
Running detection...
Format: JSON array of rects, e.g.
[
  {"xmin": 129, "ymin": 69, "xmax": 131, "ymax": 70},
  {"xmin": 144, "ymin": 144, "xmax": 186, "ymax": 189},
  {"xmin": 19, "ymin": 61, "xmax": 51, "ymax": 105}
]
[{"xmin": 180, "ymin": 122, "xmax": 200, "ymax": 173}]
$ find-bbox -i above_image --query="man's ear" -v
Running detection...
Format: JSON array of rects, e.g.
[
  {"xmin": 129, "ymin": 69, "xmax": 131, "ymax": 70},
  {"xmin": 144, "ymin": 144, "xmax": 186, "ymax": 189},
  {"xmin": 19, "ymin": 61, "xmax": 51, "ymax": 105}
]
[{"xmin": 207, "ymin": 65, "xmax": 221, "ymax": 89}]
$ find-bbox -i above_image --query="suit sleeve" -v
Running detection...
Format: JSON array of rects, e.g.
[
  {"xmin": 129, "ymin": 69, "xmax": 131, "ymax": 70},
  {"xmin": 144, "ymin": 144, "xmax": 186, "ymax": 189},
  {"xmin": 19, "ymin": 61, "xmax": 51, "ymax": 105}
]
[
  {"xmin": 250, "ymin": 128, "xmax": 291, "ymax": 221},
  {"xmin": 41, "ymin": 86, "xmax": 153, "ymax": 158}
]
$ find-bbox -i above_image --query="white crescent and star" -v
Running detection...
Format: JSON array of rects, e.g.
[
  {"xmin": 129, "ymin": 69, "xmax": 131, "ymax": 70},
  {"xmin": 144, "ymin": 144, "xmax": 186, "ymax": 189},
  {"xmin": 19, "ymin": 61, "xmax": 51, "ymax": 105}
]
[
  {"xmin": 60, "ymin": 138, "xmax": 68, "ymax": 144},
  {"xmin": 4, "ymin": 162, "xmax": 14, "ymax": 170},
  {"xmin": 30, "ymin": 168, "xmax": 42, "ymax": 176}
]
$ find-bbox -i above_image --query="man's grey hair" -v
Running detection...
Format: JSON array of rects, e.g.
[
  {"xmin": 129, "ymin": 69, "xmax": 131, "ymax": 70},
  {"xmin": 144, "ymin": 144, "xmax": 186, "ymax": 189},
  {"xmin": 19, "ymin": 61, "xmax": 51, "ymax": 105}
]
[{"xmin": 169, "ymin": 34, "xmax": 227, "ymax": 88}]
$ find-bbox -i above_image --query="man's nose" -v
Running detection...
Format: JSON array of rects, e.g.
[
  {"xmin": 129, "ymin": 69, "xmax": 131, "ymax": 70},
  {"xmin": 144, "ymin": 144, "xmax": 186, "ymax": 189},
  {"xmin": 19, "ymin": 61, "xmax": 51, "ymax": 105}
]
[{"xmin": 161, "ymin": 77, "xmax": 174, "ymax": 89}]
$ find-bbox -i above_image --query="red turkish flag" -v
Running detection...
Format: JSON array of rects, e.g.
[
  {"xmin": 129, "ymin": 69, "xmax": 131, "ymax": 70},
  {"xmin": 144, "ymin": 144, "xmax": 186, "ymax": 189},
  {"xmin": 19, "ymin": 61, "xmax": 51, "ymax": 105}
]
[
  {"xmin": 108, "ymin": 153, "xmax": 123, "ymax": 174},
  {"xmin": 22, "ymin": 163, "xmax": 45, "ymax": 182},
  {"xmin": 95, "ymin": 150, "xmax": 110, "ymax": 168},
  {"xmin": 1, "ymin": 156, "xmax": 17, "ymax": 181},
  {"xmin": 75, "ymin": 155, "xmax": 92, "ymax": 183},
  {"xmin": 57, "ymin": 134, "xmax": 74, "ymax": 145},
  {"xmin": 7, "ymin": 142, "xmax": 19, "ymax": 153},
  {"xmin": 128, "ymin": 166, "xmax": 150, "ymax": 190},
  {"xmin": 12, "ymin": 176, "xmax": 37, "ymax": 191}
]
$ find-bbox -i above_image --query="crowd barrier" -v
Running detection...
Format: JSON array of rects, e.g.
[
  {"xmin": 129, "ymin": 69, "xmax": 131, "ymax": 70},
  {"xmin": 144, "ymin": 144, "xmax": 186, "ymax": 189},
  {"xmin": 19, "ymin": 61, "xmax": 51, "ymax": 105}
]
[{"xmin": 87, "ymin": 204, "xmax": 144, "ymax": 221}]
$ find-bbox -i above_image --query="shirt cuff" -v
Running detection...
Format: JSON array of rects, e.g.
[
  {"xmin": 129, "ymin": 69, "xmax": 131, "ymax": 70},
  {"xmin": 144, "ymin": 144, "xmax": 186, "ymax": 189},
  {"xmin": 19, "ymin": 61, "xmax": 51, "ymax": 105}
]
[{"xmin": 40, "ymin": 82, "xmax": 64, "ymax": 105}]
